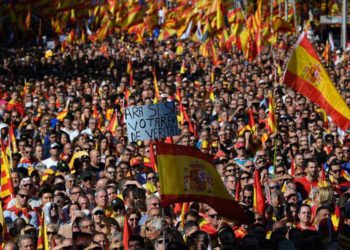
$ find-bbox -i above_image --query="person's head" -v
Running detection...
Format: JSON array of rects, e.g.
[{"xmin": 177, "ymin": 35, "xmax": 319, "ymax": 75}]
[
  {"xmin": 93, "ymin": 233, "xmax": 108, "ymax": 249},
  {"xmin": 78, "ymin": 216, "xmax": 95, "ymax": 234},
  {"xmin": 144, "ymin": 217, "xmax": 162, "ymax": 241},
  {"xmin": 315, "ymin": 206, "xmax": 331, "ymax": 226},
  {"xmin": 46, "ymin": 224, "xmax": 58, "ymax": 242},
  {"xmin": 146, "ymin": 195, "xmax": 161, "ymax": 211},
  {"xmin": 127, "ymin": 209, "xmax": 141, "ymax": 232},
  {"xmin": 17, "ymin": 234, "xmax": 35, "ymax": 250},
  {"xmin": 39, "ymin": 187, "xmax": 54, "ymax": 206},
  {"xmin": 92, "ymin": 207, "xmax": 105, "ymax": 224},
  {"xmin": 95, "ymin": 189, "xmax": 108, "ymax": 208},
  {"xmin": 128, "ymin": 235, "xmax": 144, "ymax": 250},
  {"xmin": 205, "ymin": 207, "xmax": 222, "ymax": 229},
  {"xmin": 68, "ymin": 202, "xmax": 81, "ymax": 218},
  {"xmin": 242, "ymin": 184, "xmax": 254, "ymax": 207},
  {"xmin": 105, "ymin": 166, "xmax": 116, "ymax": 181},
  {"xmin": 329, "ymin": 160, "xmax": 342, "ymax": 181},
  {"xmin": 298, "ymin": 204, "xmax": 312, "ymax": 225},
  {"xmin": 78, "ymin": 195, "xmax": 90, "ymax": 210},
  {"xmin": 70, "ymin": 186, "xmax": 82, "ymax": 202},
  {"xmin": 16, "ymin": 189, "xmax": 29, "ymax": 207},
  {"xmin": 305, "ymin": 159, "xmax": 318, "ymax": 180}
]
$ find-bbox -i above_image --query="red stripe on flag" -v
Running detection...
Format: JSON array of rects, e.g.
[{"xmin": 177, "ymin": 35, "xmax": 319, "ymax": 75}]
[
  {"xmin": 161, "ymin": 194, "xmax": 248, "ymax": 223},
  {"xmin": 156, "ymin": 143, "xmax": 213, "ymax": 164},
  {"xmin": 284, "ymin": 71, "xmax": 350, "ymax": 130},
  {"xmin": 298, "ymin": 34, "xmax": 320, "ymax": 61}
]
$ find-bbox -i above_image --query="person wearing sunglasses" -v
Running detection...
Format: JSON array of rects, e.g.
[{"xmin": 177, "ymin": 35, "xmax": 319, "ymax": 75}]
[
  {"xmin": 329, "ymin": 160, "xmax": 350, "ymax": 195},
  {"xmin": 4, "ymin": 188, "xmax": 39, "ymax": 228}
]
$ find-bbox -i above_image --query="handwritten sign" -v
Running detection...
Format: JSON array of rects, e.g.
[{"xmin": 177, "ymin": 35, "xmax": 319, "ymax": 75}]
[{"xmin": 124, "ymin": 102, "xmax": 180, "ymax": 142}]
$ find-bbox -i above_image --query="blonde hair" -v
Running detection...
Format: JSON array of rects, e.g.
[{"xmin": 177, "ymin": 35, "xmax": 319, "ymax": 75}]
[{"xmin": 318, "ymin": 186, "xmax": 335, "ymax": 206}]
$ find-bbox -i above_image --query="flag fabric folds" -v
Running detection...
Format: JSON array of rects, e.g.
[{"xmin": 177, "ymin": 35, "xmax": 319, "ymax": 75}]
[
  {"xmin": 253, "ymin": 169, "xmax": 265, "ymax": 215},
  {"xmin": 283, "ymin": 32, "xmax": 350, "ymax": 131},
  {"xmin": 155, "ymin": 142, "xmax": 248, "ymax": 223},
  {"xmin": 0, "ymin": 144, "xmax": 13, "ymax": 199}
]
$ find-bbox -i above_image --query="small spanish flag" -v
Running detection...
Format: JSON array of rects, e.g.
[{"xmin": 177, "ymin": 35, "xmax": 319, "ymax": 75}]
[{"xmin": 56, "ymin": 109, "xmax": 68, "ymax": 121}]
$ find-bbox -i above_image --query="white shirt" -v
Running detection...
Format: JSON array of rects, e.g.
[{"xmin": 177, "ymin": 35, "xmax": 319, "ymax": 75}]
[
  {"xmin": 61, "ymin": 128, "xmax": 79, "ymax": 142},
  {"xmin": 42, "ymin": 157, "xmax": 58, "ymax": 169}
]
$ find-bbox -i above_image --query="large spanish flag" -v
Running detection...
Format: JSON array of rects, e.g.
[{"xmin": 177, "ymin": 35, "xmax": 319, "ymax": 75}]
[
  {"xmin": 155, "ymin": 142, "xmax": 248, "ymax": 223},
  {"xmin": 284, "ymin": 32, "xmax": 350, "ymax": 130}
]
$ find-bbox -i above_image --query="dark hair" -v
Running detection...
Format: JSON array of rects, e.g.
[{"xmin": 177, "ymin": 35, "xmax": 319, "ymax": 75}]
[{"xmin": 128, "ymin": 235, "xmax": 144, "ymax": 247}]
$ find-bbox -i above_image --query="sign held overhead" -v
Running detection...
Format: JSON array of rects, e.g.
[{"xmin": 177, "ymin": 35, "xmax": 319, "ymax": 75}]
[{"xmin": 124, "ymin": 101, "xmax": 180, "ymax": 142}]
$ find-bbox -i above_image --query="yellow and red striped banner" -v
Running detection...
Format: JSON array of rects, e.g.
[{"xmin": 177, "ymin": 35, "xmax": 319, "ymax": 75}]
[
  {"xmin": 155, "ymin": 142, "xmax": 248, "ymax": 223},
  {"xmin": 284, "ymin": 32, "xmax": 350, "ymax": 130}
]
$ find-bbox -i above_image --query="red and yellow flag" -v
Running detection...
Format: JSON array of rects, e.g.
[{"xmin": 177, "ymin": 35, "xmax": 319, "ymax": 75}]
[
  {"xmin": 9, "ymin": 124, "xmax": 17, "ymax": 153},
  {"xmin": 106, "ymin": 111, "xmax": 118, "ymax": 135},
  {"xmin": 253, "ymin": 169, "xmax": 265, "ymax": 215},
  {"xmin": 127, "ymin": 59, "xmax": 133, "ymax": 86},
  {"xmin": 267, "ymin": 94, "xmax": 277, "ymax": 134},
  {"xmin": 56, "ymin": 109, "xmax": 68, "ymax": 121},
  {"xmin": 155, "ymin": 142, "xmax": 248, "ymax": 223},
  {"xmin": 0, "ymin": 144, "xmax": 13, "ymax": 199},
  {"xmin": 283, "ymin": 32, "xmax": 350, "ymax": 130},
  {"xmin": 153, "ymin": 67, "xmax": 160, "ymax": 103},
  {"xmin": 37, "ymin": 212, "xmax": 49, "ymax": 250}
]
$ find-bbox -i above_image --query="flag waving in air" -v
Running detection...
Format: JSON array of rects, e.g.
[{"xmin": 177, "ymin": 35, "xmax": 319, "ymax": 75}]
[
  {"xmin": 155, "ymin": 142, "xmax": 248, "ymax": 223},
  {"xmin": 283, "ymin": 32, "xmax": 350, "ymax": 130}
]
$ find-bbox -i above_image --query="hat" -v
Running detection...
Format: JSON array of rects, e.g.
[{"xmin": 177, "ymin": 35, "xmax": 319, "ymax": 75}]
[
  {"xmin": 92, "ymin": 207, "xmax": 104, "ymax": 215},
  {"xmin": 25, "ymin": 102, "xmax": 33, "ymax": 108},
  {"xmin": 57, "ymin": 160, "xmax": 70, "ymax": 171},
  {"xmin": 50, "ymin": 143, "xmax": 61, "ymax": 149},
  {"xmin": 235, "ymin": 142, "xmax": 245, "ymax": 149},
  {"xmin": 79, "ymin": 171, "xmax": 93, "ymax": 181}
]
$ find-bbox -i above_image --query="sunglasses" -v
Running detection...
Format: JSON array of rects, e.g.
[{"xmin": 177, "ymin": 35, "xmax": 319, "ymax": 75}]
[
  {"xmin": 18, "ymin": 194, "xmax": 29, "ymax": 199},
  {"xmin": 269, "ymin": 186, "xmax": 279, "ymax": 190},
  {"xmin": 208, "ymin": 214, "xmax": 221, "ymax": 219},
  {"xmin": 47, "ymin": 231, "xmax": 57, "ymax": 235},
  {"xmin": 241, "ymin": 176, "xmax": 249, "ymax": 180}
]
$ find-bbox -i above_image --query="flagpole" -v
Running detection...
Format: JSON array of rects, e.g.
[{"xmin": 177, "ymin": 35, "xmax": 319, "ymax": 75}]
[
  {"xmin": 292, "ymin": 0, "xmax": 297, "ymax": 34},
  {"xmin": 341, "ymin": 0, "xmax": 347, "ymax": 49}
]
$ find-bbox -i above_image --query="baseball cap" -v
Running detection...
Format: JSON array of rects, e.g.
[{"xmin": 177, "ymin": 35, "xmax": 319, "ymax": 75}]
[{"xmin": 50, "ymin": 143, "xmax": 61, "ymax": 149}]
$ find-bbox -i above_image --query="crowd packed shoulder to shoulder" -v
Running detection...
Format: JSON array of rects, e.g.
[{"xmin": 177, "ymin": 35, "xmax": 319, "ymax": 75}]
[{"xmin": 0, "ymin": 33, "xmax": 350, "ymax": 250}]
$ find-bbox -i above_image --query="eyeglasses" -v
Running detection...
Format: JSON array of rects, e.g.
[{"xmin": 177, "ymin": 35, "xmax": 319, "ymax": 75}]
[
  {"xmin": 147, "ymin": 177, "xmax": 156, "ymax": 181},
  {"xmin": 269, "ymin": 186, "xmax": 279, "ymax": 190},
  {"xmin": 129, "ymin": 217, "xmax": 139, "ymax": 221},
  {"xmin": 245, "ymin": 164, "xmax": 254, "ymax": 168},
  {"xmin": 150, "ymin": 203, "xmax": 160, "ymax": 207},
  {"xmin": 332, "ymin": 169, "xmax": 341, "ymax": 174},
  {"xmin": 240, "ymin": 176, "xmax": 249, "ymax": 180},
  {"xmin": 18, "ymin": 194, "xmax": 29, "ymax": 199},
  {"xmin": 81, "ymin": 224, "xmax": 94, "ymax": 229},
  {"xmin": 208, "ymin": 214, "xmax": 221, "ymax": 219},
  {"xmin": 47, "ymin": 231, "xmax": 57, "ymax": 235},
  {"xmin": 157, "ymin": 239, "xmax": 169, "ymax": 245},
  {"xmin": 22, "ymin": 183, "xmax": 32, "ymax": 187}
]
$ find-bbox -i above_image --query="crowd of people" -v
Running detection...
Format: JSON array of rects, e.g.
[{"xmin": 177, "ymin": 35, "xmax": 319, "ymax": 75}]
[{"xmin": 0, "ymin": 27, "xmax": 350, "ymax": 250}]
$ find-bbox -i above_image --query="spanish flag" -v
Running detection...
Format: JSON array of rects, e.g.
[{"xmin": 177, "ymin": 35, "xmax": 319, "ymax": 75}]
[
  {"xmin": 253, "ymin": 169, "xmax": 265, "ymax": 215},
  {"xmin": 284, "ymin": 32, "xmax": 350, "ymax": 130},
  {"xmin": 155, "ymin": 142, "xmax": 248, "ymax": 223},
  {"xmin": 106, "ymin": 112, "xmax": 118, "ymax": 135},
  {"xmin": 267, "ymin": 94, "xmax": 277, "ymax": 134},
  {"xmin": 127, "ymin": 59, "xmax": 133, "ymax": 86},
  {"xmin": 56, "ymin": 109, "xmax": 68, "ymax": 121}
]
